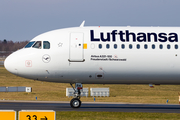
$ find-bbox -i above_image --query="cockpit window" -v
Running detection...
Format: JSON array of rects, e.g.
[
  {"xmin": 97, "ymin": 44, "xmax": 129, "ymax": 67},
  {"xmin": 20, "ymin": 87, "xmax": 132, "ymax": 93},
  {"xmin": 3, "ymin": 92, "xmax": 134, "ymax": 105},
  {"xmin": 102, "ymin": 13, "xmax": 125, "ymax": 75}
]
[
  {"xmin": 43, "ymin": 41, "xmax": 50, "ymax": 49},
  {"xmin": 33, "ymin": 41, "xmax": 42, "ymax": 49},
  {"xmin": 24, "ymin": 41, "xmax": 35, "ymax": 48}
]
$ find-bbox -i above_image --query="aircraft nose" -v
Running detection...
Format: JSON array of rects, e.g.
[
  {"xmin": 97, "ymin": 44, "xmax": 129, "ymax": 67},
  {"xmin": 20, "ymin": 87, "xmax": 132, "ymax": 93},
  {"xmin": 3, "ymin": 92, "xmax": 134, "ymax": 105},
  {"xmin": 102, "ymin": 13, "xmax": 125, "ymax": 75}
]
[{"xmin": 4, "ymin": 53, "xmax": 19, "ymax": 75}]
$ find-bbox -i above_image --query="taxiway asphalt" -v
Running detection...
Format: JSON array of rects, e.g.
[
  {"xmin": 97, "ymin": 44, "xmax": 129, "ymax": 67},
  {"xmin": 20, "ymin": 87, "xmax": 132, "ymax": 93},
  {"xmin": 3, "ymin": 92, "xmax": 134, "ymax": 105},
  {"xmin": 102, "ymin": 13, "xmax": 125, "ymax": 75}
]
[{"xmin": 0, "ymin": 101, "xmax": 180, "ymax": 113}]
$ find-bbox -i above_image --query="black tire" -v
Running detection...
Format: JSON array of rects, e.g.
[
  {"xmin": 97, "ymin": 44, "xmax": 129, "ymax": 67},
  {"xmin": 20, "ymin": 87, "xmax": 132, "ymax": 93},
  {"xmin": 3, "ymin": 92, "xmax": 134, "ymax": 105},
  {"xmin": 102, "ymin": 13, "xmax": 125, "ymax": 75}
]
[{"xmin": 70, "ymin": 98, "xmax": 81, "ymax": 108}]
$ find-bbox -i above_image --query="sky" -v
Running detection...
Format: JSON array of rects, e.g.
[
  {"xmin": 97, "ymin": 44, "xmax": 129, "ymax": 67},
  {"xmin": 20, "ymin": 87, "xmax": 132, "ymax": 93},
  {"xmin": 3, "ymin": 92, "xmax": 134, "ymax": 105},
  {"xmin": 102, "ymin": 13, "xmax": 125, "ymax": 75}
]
[{"xmin": 0, "ymin": 0, "xmax": 180, "ymax": 42}]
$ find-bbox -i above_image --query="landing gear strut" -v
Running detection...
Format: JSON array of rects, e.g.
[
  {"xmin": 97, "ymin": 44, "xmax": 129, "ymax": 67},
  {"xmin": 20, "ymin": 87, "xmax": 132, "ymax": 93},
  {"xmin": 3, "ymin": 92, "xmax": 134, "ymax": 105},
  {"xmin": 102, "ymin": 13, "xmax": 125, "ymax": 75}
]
[{"xmin": 70, "ymin": 83, "xmax": 83, "ymax": 108}]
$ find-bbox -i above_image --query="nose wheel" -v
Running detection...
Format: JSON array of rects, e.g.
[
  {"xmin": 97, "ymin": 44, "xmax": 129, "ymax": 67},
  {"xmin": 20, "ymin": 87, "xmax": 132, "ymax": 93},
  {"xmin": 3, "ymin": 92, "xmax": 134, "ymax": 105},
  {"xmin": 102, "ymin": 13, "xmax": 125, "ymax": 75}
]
[
  {"xmin": 70, "ymin": 98, "xmax": 81, "ymax": 108},
  {"xmin": 70, "ymin": 83, "xmax": 83, "ymax": 108}
]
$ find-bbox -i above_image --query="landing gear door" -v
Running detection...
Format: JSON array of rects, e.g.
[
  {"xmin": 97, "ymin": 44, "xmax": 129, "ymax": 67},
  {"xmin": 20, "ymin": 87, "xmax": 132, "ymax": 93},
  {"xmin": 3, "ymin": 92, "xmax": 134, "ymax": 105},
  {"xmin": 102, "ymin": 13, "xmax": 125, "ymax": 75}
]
[{"xmin": 69, "ymin": 33, "xmax": 85, "ymax": 62}]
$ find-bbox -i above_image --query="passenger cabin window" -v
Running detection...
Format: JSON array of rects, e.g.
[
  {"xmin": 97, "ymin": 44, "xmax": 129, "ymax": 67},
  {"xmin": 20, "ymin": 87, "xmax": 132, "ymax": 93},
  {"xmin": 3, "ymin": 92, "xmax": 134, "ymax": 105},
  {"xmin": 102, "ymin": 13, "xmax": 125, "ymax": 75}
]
[
  {"xmin": 114, "ymin": 44, "xmax": 117, "ymax": 49},
  {"xmin": 33, "ymin": 41, "xmax": 42, "ymax": 49},
  {"xmin": 99, "ymin": 44, "xmax": 102, "ymax": 49},
  {"xmin": 175, "ymin": 44, "xmax": 178, "ymax": 49},
  {"xmin": 167, "ymin": 44, "xmax": 170, "ymax": 49},
  {"xmin": 137, "ymin": 44, "xmax": 140, "ymax": 49},
  {"xmin": 24, "ymin": 41, "xmax": 35, "ymax": 48},
  {"xmin": 106, "ymin": 44, "xmax": 110, "ymax": 49},
  {"xmin": 159, "ymin": 44, "xmax": 163, "ymax": 49},
  {"xmin": 144, "ymin": 44, "xmax": 148, "ymax": 49},
  {"xmin": 129, "ymin": 44, "xmax": 132, "ymax": 49},
  {"xmin": 121, "ymin": 44, "xmax": 125, "ymax": 49},
  {"xmin": 152, "ymin": 44, "xmax": 155, "ymax": 49},
  {"xmin": 43, "ymin": 41, "xmax": 50, "ymax": 49}
]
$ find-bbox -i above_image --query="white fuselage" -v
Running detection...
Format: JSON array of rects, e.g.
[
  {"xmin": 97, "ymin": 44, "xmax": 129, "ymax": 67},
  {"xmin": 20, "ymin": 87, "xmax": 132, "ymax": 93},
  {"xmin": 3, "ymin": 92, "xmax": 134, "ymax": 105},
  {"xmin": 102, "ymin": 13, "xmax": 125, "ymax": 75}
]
[{"xmin": 4, "ymin": 26, "xmax": 180, "ymax": 84}]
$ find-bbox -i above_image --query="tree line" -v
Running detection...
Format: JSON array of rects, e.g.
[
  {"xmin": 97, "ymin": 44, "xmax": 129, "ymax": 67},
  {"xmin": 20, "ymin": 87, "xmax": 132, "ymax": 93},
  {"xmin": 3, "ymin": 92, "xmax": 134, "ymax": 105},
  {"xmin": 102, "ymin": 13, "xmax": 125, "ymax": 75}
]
[{"xmin": 0, "ymin": 39, "xmax": 29, "ymax": 56}]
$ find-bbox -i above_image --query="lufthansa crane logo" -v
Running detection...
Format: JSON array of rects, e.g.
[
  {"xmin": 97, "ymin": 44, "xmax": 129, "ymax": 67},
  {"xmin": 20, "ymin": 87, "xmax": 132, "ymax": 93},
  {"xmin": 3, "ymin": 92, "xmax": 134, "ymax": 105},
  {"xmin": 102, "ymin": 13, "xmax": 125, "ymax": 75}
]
[{"xmin": 42, "ymin": 54, "xmax": 51, "ymax": 63}]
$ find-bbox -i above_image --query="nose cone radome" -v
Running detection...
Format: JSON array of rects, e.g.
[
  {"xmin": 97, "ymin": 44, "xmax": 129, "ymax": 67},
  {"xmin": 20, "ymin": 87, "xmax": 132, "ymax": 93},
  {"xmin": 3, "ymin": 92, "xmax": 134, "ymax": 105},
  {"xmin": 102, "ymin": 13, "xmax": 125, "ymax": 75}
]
[{"xmin": 4, "ymin": 53, "xmax": 19, "ymax": 75}]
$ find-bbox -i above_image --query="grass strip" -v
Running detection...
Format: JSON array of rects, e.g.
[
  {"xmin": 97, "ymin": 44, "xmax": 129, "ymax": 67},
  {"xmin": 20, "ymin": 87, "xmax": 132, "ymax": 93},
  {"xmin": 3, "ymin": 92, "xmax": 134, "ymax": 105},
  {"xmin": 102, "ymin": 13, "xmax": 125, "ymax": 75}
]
[
  {"xmin": 56, "ymin": 111, "xmax": 180, "ymax": 120},
  {"xmin": 0, "ymin": 66, "xmax": 180, "ymax": 104}
]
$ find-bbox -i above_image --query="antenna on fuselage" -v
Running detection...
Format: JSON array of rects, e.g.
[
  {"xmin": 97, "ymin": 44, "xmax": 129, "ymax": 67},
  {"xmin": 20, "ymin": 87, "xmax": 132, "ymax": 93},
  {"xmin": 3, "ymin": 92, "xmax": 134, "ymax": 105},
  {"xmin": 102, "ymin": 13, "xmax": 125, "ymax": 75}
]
[{"xmin": 80, "ymin": 21, "xmax": 85, "ymax": 27}]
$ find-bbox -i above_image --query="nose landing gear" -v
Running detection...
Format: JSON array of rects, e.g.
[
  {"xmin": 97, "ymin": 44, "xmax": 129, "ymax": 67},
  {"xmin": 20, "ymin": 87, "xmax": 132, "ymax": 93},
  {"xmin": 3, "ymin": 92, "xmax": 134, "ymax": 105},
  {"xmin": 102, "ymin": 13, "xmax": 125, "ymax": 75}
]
[{"xmin": 70, "ymin": 83, "xmax": 83, "ymax": 108}]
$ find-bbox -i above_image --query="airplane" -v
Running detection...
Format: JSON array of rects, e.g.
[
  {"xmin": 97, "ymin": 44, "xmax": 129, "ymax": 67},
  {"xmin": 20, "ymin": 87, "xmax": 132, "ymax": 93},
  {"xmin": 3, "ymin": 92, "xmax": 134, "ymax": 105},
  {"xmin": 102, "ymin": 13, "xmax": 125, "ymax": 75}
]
[{"xmin": 4, "ymin": 21, "xmax": 180, "ymax": 108}]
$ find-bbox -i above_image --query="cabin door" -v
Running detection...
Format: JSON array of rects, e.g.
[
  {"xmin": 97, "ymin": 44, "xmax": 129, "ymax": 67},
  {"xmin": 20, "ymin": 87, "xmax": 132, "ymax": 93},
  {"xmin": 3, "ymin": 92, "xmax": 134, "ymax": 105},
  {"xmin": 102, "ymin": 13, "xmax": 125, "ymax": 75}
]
[{"xmin": 69, "ymin": 33, "xmax": 84, "ymax": 62}]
